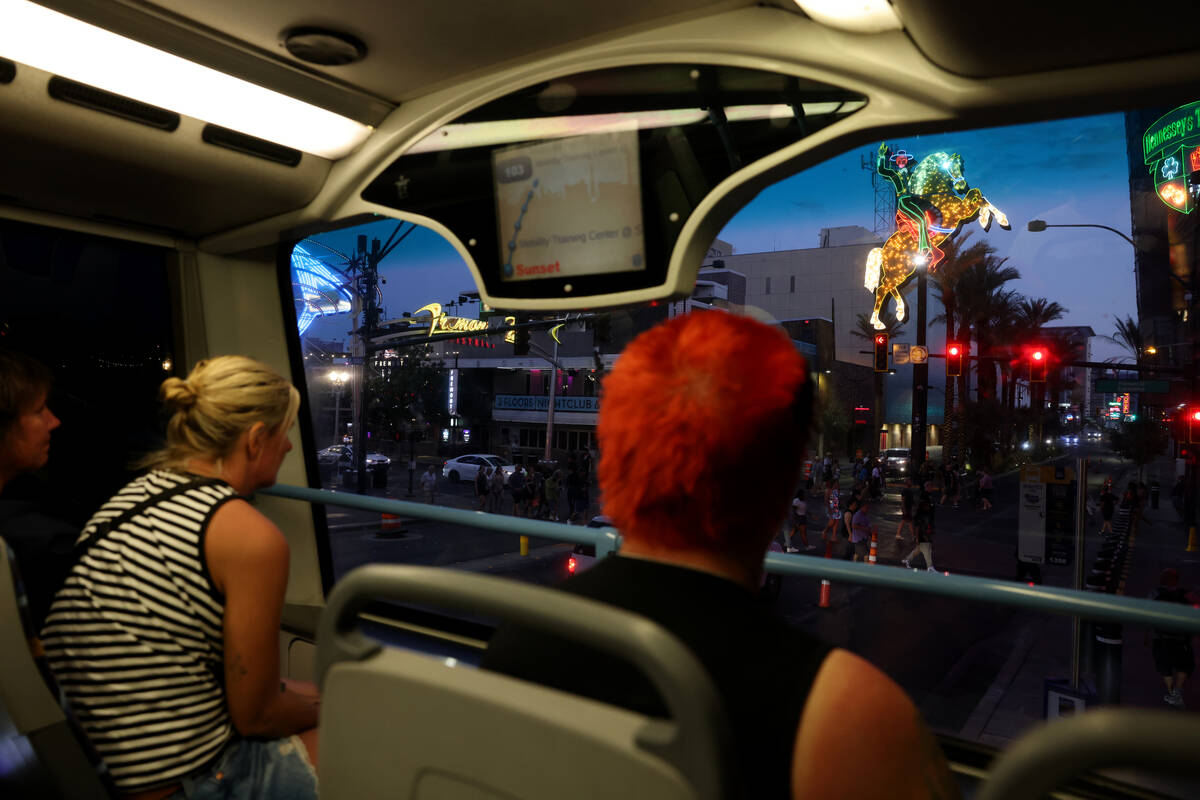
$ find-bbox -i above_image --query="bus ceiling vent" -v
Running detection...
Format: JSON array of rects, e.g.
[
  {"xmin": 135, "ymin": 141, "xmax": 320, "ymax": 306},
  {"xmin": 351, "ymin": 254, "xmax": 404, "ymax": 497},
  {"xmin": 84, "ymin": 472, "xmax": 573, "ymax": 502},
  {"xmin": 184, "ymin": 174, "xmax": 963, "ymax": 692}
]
[{"xmin": 282, "ymin": 28, "xmax": 367, "ymax": 66}]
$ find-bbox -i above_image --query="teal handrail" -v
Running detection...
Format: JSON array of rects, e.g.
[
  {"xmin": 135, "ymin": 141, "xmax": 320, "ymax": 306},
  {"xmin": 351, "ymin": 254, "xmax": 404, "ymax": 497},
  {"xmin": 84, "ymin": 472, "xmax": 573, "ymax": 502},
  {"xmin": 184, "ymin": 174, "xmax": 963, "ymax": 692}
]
[{"xmin": 262, "ymin": 484, "xmax": 1200, "ymax": 635}]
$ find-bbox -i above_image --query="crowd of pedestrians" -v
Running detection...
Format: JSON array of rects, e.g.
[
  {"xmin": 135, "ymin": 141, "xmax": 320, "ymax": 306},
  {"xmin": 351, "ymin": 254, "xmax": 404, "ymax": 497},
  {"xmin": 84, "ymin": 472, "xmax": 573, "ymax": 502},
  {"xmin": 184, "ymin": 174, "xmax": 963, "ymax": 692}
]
[{"xmin": 416, "ymin": 451, "xmax": 598, "ymax": 524}]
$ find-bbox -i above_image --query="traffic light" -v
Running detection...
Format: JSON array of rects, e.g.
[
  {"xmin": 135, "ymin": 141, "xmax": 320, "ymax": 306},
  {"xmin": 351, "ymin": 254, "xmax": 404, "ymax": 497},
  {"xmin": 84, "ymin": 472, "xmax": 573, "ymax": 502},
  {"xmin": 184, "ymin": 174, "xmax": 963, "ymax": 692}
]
[
  {"xmin": 946, "ymin": 343, "xmax": 963, "ymax": 377},
  {"xmin": 513, "ymin": 327, "xmax": 530, "ymax": 356},
  {"xmin": 873, "ymin": 332, "xmax": 889, "ymax": 372},
  {"xmin": 1030, "ymin": 348, "xmax": 1046, "ymax": 382},
  {"xmin": 1189, "ymin": 409, "xmax": 1200, "ymax": 444}
]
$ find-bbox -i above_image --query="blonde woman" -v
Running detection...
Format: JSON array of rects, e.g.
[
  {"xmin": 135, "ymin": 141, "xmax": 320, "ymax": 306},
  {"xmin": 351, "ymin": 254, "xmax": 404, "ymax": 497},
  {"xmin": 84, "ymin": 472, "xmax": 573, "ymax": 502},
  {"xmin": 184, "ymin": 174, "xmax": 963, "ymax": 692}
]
[{"xmin": 40, "ymin": 356, "xmax": 319, "ymax": 800}]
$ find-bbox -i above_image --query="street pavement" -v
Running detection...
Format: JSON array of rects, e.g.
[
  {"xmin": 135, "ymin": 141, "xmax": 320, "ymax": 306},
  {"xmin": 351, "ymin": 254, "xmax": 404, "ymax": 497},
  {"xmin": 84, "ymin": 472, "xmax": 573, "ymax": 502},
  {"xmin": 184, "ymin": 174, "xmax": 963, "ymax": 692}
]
[{"xmin": 317, "ymin": 446, "xmax": 1199, "ymax": 780}]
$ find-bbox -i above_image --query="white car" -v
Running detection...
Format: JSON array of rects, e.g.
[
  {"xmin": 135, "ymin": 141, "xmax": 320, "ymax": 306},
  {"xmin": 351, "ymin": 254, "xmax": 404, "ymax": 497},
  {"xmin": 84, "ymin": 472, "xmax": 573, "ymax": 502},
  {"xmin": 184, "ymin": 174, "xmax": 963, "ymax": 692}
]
[
  {"xmin": 442, "ymin": 454, "xmax": 516, "ymax": 483},
  {"xmin": 882, "ymin": 448, "xmax": 910, "ymax": 475}
]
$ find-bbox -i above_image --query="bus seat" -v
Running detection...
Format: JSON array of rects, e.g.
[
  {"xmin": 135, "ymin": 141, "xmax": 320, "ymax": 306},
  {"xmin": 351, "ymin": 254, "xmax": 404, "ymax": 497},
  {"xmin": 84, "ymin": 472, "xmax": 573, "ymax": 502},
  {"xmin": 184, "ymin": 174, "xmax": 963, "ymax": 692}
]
[
  {"xmin": 0, "ymin": 536, "xmax": 112, "ymax": 799},
  {"xmin": 975, "ymin": 708, "xmax": 1200, "ymax": 800},
  {"xmin": 316, "ymin": 564, "xmax": 737, "ymax": 800}
]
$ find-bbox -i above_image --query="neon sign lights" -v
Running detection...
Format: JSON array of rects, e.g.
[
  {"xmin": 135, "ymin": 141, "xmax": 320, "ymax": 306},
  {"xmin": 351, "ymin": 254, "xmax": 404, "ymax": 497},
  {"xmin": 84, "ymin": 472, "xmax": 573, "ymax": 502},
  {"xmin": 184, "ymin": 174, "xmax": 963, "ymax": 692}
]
[
  {"xmin": 864, "ymin": 142, "xmax": 1010, "ymax": 329},
  {"xmin": 1143, "ymin": 101, "xmax": 1200, "ymax": 213},
  {"xmin": 412, "ymin": 302, "xmax": 517, "ymax": 343},
  {"xmin": 291, "ymin": 242, "xmax": 353, "ymax": 336}
]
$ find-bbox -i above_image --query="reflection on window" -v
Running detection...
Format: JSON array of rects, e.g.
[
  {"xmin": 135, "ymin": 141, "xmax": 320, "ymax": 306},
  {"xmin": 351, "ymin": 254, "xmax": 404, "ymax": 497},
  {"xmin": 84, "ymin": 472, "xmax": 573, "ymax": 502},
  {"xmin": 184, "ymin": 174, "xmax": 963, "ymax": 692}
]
[{"xmin": 0, "ymin": 217, "xmax": 173, "ymax": 525}]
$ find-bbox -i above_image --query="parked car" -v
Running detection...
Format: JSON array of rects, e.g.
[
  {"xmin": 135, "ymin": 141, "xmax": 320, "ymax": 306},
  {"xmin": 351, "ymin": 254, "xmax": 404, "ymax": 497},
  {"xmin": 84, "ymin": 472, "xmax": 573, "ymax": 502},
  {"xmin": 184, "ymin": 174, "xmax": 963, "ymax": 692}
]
[
  {"xmin": 318, "ymin": 444, "xmax": 390, "ymax": 468},
  {"xmin": 442, "ymin": 454, "xmax": 516, "ymax": 483},
  {"xmin": 882, "ymin": 448, "xmax": 910, "ymax": 476}
]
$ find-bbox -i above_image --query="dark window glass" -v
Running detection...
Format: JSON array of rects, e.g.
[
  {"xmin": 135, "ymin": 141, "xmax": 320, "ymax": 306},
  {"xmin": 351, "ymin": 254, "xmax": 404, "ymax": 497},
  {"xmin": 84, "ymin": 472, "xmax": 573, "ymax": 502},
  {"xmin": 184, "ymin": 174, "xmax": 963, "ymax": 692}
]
[{"xmin": 0, "ymin": 217, "xmax": 173, "ymax": 525}]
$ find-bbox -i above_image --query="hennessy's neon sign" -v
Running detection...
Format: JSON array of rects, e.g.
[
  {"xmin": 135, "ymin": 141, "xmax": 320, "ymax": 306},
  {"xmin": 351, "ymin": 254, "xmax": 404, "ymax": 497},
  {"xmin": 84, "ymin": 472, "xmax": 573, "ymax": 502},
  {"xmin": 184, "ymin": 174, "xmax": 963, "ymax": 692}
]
[{"xmin": 414, "ymin": 303, "xmax": 516, "ymax": 342}]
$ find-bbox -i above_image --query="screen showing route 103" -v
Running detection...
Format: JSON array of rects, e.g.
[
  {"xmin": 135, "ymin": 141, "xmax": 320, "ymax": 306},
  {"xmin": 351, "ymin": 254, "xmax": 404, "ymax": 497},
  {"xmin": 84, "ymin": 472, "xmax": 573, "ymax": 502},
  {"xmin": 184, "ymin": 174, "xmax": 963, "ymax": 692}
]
[{"xmin": 492, "ymin": 129, "xmax": 646, "ymax": 282}]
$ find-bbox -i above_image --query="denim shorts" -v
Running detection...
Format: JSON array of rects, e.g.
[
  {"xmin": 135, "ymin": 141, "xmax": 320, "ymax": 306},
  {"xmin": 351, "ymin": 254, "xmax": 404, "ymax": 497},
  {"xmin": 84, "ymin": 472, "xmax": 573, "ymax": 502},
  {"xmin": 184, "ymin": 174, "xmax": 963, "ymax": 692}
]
[{"xmin": 166, "ymin": 736, "xmax": 317, "ymax": 800}]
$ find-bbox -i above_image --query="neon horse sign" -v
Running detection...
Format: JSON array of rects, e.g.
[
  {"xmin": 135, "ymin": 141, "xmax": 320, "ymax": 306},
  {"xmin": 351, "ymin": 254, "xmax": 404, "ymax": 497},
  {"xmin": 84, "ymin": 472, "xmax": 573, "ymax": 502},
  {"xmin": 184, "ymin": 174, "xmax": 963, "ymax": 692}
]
[{"xmin": 865, "ymin": 143, "xmax": 1010, "ymax": 330}]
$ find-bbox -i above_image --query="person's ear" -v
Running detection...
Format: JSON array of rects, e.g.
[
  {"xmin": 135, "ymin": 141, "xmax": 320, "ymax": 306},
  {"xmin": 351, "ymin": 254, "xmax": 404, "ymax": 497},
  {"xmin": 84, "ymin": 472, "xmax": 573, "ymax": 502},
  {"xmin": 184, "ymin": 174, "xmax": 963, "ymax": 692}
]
[{"xmin": 246, "ymin": 421, "xmax": 268, "ymax": 460}]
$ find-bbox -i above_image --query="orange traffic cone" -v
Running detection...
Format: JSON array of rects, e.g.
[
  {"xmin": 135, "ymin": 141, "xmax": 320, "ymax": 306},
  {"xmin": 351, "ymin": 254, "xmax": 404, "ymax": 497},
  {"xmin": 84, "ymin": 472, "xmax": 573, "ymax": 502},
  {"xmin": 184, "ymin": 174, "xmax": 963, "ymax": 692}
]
[
  {"xmin": 818, "ymin": 539, "xmax": 833, "ymax": 608},
  {"xmin": 867, "ymin": 528, "xmax": 878, "ymax": 564},
  {"xmin": 379, "ymin": 498, "xmax": 405, "ymax": 538}
]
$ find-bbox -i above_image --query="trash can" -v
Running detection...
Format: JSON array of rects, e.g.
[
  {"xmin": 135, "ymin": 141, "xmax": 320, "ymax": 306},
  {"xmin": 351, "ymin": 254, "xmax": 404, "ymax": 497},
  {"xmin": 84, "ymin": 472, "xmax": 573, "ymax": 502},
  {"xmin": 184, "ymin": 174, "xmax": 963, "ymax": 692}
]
[
  {"xmin": 372, "ymin": 466, "xmax": 389, "ymax": 489},
  {"xmin": 1151, "ymin": 481, "xmax": 1160, "ymax": 509}
]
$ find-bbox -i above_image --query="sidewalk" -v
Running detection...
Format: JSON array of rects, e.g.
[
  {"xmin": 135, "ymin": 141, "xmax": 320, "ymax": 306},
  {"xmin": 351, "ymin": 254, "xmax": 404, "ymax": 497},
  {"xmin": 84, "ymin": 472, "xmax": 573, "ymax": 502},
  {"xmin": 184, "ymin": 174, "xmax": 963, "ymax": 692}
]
[{"xmin": 958, "ymin": 452, "xmax": 1200, "ymax": 753}]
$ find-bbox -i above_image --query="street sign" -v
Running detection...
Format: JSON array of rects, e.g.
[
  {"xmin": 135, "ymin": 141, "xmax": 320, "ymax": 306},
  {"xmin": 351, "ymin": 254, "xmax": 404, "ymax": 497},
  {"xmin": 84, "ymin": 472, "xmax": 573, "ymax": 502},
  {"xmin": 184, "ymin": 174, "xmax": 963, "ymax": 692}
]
[
  {"xmin": 909, "ymin": 345, "xmax": 928, "ymax": 364},
  {"xmin": 1018, "ymin": 470, "xmax": 1047, "ymax": 565},
  {"xmin": 1094, "ymin": 379, "xmax": 1170, "ymax": 393},
  {"xmin": 893, "ymin": 342, "xmax": 911, "ymax": 365}
]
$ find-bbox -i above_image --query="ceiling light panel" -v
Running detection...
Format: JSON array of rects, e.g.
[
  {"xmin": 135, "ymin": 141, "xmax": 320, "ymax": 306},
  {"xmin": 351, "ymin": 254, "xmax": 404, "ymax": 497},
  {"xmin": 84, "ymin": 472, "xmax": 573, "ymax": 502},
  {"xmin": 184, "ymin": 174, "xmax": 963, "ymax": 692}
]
[
  {"xmin": 0, "ymin": 0, "xmax": 372, "ymax": 159},
  {"xmin": 794, "ymin": 0, "xmax": 903, "ymax": 33}
]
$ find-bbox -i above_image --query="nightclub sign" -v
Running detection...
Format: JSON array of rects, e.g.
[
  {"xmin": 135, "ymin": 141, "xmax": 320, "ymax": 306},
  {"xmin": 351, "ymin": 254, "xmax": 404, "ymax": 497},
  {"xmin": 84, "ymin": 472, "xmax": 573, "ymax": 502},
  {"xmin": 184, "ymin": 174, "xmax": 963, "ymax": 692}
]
[{"xmin": 1143, "ymin": 101, "xmax": 1200, "ymax": 214}]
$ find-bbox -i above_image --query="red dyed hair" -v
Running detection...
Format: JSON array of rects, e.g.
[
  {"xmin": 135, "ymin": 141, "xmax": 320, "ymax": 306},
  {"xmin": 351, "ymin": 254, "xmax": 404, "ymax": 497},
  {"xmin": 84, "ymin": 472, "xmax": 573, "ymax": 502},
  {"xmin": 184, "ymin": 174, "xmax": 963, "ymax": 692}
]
[{"xmin": 598, "ymin": 311, "xmax": 811, "ymax": 556}]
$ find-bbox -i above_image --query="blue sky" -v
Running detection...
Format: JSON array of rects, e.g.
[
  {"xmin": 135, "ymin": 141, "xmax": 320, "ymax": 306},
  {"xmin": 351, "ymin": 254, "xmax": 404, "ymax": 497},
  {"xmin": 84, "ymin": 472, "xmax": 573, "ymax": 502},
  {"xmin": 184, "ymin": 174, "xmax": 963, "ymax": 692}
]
[
  {"xmin": 720, "ymin": 112, "xmax": 1137, "ymax": 361},
  {"xmin": 301, "ymin": 111, "xmax": 1139, "ymax": 361}
]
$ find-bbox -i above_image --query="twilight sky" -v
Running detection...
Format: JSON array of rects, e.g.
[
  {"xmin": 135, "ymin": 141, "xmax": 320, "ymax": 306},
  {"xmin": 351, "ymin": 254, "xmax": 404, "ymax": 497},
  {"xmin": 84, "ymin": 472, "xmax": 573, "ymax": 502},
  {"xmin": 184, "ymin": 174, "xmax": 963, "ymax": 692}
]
[{"xmin": 302, "ymin": 110, "xmax": 1139, "ymax": 362}]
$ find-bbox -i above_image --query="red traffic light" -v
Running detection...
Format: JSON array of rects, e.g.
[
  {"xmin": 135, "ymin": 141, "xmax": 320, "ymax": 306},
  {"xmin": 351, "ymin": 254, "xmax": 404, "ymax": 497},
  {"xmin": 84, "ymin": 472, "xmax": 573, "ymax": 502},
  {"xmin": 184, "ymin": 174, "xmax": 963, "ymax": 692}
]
[
  {"xmin": 1192, "ymin": 411, "xmax": 1200, "ymax": 422},
  {"xmin": 1032, "ymin": 350, "xmax": 1044, "ymax": 361},
  {"xmin": 946, "ymin": 342, "xmax": 963, "ymax": 377},
  {"xmin": 873, "ymin": 332, "xmax": 889, "ymax": 372}
]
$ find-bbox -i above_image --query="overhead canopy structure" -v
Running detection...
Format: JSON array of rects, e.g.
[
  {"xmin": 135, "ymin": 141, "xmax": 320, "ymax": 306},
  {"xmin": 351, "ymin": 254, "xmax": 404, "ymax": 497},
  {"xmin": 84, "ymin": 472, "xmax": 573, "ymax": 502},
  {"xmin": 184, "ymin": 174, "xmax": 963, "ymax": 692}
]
[{"xmin": 292, "ymin": 241, "xmax": 353, "ymax": 336}]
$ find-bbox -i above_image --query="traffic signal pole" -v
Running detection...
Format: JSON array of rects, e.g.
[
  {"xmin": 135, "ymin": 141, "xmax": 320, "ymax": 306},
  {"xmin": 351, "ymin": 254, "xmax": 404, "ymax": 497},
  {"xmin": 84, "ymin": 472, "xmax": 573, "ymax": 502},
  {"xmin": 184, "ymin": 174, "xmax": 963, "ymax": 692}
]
[{"xmin": 911, "ymin": 265, "xmax": 929, "ymax": 473}]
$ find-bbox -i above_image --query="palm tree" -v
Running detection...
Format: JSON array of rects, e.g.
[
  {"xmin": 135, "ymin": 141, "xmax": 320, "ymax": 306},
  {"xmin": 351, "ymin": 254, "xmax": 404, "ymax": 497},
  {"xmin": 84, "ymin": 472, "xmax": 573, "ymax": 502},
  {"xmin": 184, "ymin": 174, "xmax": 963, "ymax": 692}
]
[
  {"xmin": 1104, "ymin": 314, "xmax": 1144, "ymax": 364},
  {"xmin": 956, "ymin": 255, "xmax": 1022, "ymax": 403},
  {"xmin": 931, "ymin": 233, "xmax": 995, "ymax": 453},
  {"xmin": 852, "ymin": 313, "xmax": 905, "ymax": 453},
  {"xmin": 999, "ymin": 296, "xmax": 1067, "ymax": 449}
]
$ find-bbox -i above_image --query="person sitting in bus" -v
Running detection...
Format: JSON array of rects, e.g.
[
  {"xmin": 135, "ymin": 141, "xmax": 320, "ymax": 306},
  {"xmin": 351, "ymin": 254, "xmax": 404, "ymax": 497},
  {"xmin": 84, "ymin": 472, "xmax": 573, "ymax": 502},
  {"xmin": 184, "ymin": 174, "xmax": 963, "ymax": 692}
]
[
  {"xmin": 482, "ymin": 312, "xmax": 959, "ymax": 799},
  {"xmin": 39, "ymin": 356, "xmax": 319, "ymax": 800},
  {"xmin": 0, "ymin": 348, "xmax": 76, "ymax": 632}
]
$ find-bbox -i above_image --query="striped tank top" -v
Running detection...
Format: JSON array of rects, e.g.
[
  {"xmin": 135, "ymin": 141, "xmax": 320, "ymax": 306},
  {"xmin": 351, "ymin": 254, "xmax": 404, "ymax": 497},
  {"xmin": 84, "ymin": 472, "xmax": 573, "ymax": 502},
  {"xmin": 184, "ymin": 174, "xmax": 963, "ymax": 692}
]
[{"xmin": 40, "ymin": 470, "xmax": 240, "ymax": 793}]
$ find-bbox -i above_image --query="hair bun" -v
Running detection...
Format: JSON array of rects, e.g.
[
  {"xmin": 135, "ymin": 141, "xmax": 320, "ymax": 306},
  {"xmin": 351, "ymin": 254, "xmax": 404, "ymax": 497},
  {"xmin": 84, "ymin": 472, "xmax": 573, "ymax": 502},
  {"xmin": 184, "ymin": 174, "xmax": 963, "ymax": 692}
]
[{"xmin": 161, "ymin": 377, "xmax": 198, "ymax": 411}]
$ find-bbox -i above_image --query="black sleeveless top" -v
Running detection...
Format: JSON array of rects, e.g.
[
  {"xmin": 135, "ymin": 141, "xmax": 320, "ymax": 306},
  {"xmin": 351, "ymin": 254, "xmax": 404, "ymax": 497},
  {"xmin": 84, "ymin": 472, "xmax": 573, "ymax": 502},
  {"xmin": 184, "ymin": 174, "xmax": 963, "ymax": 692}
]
[{"xmin": 482, "ymin": 555, "xmax": 832, "ymax": 798}]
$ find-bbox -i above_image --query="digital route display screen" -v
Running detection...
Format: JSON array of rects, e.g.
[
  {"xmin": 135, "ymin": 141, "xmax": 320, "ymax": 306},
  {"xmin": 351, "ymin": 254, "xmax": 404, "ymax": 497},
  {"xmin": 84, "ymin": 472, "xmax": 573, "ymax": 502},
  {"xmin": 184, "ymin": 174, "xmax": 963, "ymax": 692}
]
[{"xmin": 492, "ymin": 130, "xmax": 646, "ymax": 283}]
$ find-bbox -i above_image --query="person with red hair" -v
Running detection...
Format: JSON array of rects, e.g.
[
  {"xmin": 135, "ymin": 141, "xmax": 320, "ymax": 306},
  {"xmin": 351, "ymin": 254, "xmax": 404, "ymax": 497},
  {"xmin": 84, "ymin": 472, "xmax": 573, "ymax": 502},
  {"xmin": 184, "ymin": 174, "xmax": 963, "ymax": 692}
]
[{"xmin": 483, "ymin": 312, "xmax": 958, "ymax": 799}]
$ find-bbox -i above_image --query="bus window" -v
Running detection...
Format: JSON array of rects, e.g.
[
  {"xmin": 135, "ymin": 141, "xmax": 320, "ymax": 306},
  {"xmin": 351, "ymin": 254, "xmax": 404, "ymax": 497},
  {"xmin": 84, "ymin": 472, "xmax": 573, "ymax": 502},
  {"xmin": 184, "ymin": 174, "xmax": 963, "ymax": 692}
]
[
  {"xmin": 288, "ymin": 95, "xmax": 1200, "ymax": 798},
  {"xmin": 0, "ymin": 216, "xmax": 174, "ymax": 524}
]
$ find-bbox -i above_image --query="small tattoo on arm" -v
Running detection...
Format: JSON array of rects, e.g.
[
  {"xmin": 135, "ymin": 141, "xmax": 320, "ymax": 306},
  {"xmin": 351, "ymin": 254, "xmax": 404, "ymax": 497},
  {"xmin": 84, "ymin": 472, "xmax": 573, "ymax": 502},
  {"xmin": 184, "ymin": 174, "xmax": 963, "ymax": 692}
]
[{"xmin": 228, "ymin": 651, "xmax": 249, "ymax": 682}]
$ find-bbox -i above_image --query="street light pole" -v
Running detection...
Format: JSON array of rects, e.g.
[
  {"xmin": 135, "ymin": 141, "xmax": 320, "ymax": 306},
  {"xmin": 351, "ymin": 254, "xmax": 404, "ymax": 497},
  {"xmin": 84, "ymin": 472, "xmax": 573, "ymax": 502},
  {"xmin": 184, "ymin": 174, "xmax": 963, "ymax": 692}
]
[
  {"xmin": 1029, "ymin": 217, "xmax": 1196, "ymax": 528},
  {"xmin": 911, "ymin": 260, "xmax": 929, "ymax": 473},
  {"xmin": 329, "ymin": 370, "xmax": 348, "ymax": 445},
  {"xmin": 544, "ymin": 336, "xmax": 559, "ymax": 463}
]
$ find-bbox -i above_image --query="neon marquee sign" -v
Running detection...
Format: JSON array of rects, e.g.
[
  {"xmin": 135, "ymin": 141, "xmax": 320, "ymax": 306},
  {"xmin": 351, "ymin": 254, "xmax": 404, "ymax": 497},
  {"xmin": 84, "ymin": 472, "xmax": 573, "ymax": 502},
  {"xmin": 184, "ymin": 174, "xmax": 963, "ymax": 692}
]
[
  {"xmin": 1143, "ymin": 101, "xmax": 1200, "ymax": 214},
  {"xmin": 413, "ymin": 303, "xmax": 517, "ymax": 343}
]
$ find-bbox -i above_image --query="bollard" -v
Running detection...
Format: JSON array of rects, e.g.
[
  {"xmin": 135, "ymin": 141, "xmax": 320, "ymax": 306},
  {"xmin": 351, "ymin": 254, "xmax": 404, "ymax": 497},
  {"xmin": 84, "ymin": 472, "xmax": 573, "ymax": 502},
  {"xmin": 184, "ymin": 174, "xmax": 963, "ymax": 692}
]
[
  {"xmin": 379, "ymin": 512, "xmax": 405, "ymax": 537},
  {"xmin": 1188, "ymin": 526, "xmax": 1198, "ymax": 553},
  {"xmin": 867, "ymin": 528, "xmax": 878, "ymax": 564},
  {"xmin": 1094, "ymin": 622, "xmax": 1123, "ymax": 704},
  {"xmin": 520, "ymin": 535, "xmax": 529, "ymax": 556},
  {"xmin": 818, "ymin": 539, "xmax": 833, "ymax": 608}
]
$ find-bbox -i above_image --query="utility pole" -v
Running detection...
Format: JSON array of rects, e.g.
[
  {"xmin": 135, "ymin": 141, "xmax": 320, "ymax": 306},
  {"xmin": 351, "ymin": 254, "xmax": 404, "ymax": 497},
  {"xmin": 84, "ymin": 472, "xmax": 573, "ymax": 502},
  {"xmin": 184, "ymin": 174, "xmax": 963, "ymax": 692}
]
[{"xmin": 347, "ymin": 222, "xmax": 417, "ymax": 494}]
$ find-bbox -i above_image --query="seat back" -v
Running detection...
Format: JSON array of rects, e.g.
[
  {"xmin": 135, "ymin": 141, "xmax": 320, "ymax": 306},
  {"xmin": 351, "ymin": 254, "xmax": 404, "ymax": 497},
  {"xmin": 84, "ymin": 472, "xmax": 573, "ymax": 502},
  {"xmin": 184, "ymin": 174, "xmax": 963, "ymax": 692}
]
[
  {"xmin": 0, "ymin": 536, "xmax": 111, "ymax": 799},
  {"xmin": 316, "ymin": 564, "xmax": 737, "ymax": 800},
  {"xmin": 976, "ymin": 708, "xmax": 1200, "ymax": 800}
]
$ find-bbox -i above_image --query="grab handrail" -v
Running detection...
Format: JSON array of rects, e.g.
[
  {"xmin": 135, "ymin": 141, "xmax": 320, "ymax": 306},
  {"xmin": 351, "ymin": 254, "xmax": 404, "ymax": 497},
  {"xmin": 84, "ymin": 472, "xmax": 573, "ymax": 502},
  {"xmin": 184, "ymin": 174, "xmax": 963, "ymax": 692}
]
[{"xmin": 262, "ymin": 484, "xmax": 1200, "ymax": 635}]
